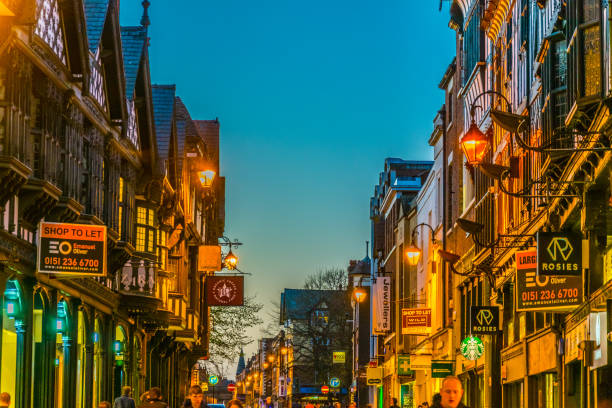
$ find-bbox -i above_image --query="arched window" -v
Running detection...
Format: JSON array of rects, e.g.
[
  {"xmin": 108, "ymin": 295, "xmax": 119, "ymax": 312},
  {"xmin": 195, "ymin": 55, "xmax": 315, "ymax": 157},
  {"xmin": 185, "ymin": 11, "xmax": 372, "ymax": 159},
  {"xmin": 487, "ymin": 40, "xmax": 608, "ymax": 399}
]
[
  {"xmin": 1, "ymin": 280, "xmax": 22, "ymax": 400},
  {"xmin": 76, "ymin": 310, "xmax": 87, "ymax": 408},
  {"xmin": 55, "ymin": 300, "xmax": 69, "ymax": 408},
  {"xmin": 114, "ymin": 325, "xmax": 127, "ymax": 397},
  {"xmin": 93, "ymin": 319, "xmax": 103, "ymax": 407},
  {"xmin": 31, "ymin": 291, "xmax": 46, "ymax": 407}
]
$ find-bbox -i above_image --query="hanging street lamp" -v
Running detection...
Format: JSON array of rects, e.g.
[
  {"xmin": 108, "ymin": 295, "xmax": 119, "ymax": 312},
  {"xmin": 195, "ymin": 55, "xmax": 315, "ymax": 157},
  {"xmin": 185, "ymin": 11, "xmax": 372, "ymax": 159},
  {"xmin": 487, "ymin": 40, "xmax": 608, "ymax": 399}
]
[
  {"xmin": 460, "ymin": 120, "xmax": 489, "ymax": 166},
  {"xmin": 352, "ymin": 286, "xmax": 367, "ymax": 303}
]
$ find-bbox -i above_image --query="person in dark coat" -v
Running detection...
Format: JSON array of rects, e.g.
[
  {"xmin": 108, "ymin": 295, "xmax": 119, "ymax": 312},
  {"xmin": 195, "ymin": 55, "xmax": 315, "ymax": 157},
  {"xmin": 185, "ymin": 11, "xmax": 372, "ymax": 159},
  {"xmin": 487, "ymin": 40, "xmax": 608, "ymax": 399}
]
[
  {"xmin": 431, "ymin": 393, "xmax": 442, "ymax": 408},
  {"xmin": 137, "ymin": 387, "xmax": 168, "ymax": 408},
  {"xmin": 114, "ymin": 386, "xmax": 136, "ymax": 408},
  {"xmin": 439, "ymin": 376, "xmax": 468, "ymax": 408},
  {"xmin": 181, "ymin": 385, "xmax": 206, "ymax": 408}
]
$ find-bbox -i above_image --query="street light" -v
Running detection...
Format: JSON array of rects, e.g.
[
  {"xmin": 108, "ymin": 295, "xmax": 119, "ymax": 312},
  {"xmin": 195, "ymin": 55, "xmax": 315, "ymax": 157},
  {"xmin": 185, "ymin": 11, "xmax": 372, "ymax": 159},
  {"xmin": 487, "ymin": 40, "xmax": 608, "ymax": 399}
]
[
  {"xmin": 219, "ymin": 236, "xmax": 242, "ymax": 271},
  {"xmin": 404, "ymin": 223, "xmax": 436, "ymax": 266},
  {"xmin": 404, "ymin": 244, "xmax": 422, "ymax": 266},
  {"xmin": 460, "ymin": 120, "xmax": 489, "ymax": 166},
  {"xmin": 352, "ymin": 286, "xmax": 367, "ymax": 303},
  {"xmin": 280, "ymin": 346, "xmax": 288, "ymax": 355},
  {"xmin": 268, "ymin": 354, "xmax": 275, "ymax": 363},
  {"xmin": 224, "ymin": 249, "xmax": 238, "ymax": 270}
]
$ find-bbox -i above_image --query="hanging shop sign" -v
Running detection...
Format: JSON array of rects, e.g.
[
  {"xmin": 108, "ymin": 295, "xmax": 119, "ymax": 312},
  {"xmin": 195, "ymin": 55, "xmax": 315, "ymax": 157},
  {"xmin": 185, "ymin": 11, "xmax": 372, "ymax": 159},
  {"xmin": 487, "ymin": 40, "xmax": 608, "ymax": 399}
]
[
  {"xmin": 333, "ymin": 351, "xmax": 346, "ymax": 364},
  {"xmin": 330, "ymin": 378, "xmax": 340, "ymax": 388},
  {"xmin": 401, "ymin": 308, "xmax": 432, "ymax": 335},
  {"xmin": 167, "ymin": 224, "xmax": 184, "ymax": 249},
  {"xmin": 431, "ymin": 361, "xmax": 454, "ymax": 378},
  {"xmin": 516, "ymin": 250, "xmax": 582, "ymax": 312},
  {"xmin": 460, "ymin": 336, "xmax": 484, "ymax": 360},
  {"xmin": 366, "ymin": 367, "xmax": 383, "ymax": 385},
  {"xmin": 372, "ymin": 277, "xmax": 391, "ymax": 334},
  {"xmin": 470, "ymin": 306, "xmax": 500, "ymax": 334},
  {"xmin": 397, "ymin": 355, "xmax": 415, "ymax": 376},
  {"xmin": 321, "ymin": 385, "xmax": 330, "ymax": 394},
  {"xmin": 205, "ymin": 276, "xmax": 244, "ymax": 306},
  {"xmin": 409, "ymin": 354, "xmax": 432, "ymax": 370},
  {"xmin": 537, "ymin": 231, "xmax": 582, "ymax": 276},
  {"xmin": 38, "ymin": 222, "xmax": 107, "ymax": 276},
  {"xmin": 198, "ymin": 245, "xmax": 222, "ymax": 272}
]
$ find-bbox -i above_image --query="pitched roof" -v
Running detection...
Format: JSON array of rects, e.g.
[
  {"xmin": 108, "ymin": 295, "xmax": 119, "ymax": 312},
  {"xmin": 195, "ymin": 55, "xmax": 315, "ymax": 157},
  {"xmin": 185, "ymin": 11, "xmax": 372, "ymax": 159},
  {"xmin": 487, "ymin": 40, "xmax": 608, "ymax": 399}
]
[
  {"xmin": 280, "ymin": 289, "xmax": 345, "ymax": 321},
  {"xmin": 174, "ymin": 97, "xmax": 200, "ymax": 166},
  {"xmin": 151, "ymin": 85, "xmax": 176, "ymax": 161},
  {"xmin": 120, "ymin": 26, "xmax": 147, "ymax": 100},
  {"xmin": 194, "ymin": 119, "xmax": 220, "ymax": 171},
  {"xmin": 84, "ymin": 0, "xmax": 109, "ymax": 52}
]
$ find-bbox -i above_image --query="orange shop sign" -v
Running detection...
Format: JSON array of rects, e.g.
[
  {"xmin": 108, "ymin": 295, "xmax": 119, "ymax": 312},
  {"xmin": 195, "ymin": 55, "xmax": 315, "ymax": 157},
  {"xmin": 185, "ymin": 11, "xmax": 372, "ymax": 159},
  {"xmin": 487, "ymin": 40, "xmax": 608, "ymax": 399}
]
[{"xmin": 37, "ymin": 222, "xmax": 107, "ymax": 276}]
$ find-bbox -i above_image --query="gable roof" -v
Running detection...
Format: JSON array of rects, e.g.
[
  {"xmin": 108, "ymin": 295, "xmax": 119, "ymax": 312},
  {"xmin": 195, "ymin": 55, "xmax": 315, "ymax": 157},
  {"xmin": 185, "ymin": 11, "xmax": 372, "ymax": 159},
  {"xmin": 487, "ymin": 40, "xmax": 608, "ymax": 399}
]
[
  {"xmin": 280, "ymin": 289, "xmax": 345, "ymax": 322},
  {"xmin": 152, "ymin": 85, "xmax": 176, "ymax": 161},
  {"xmin": 84, "ymin": 0, "xmax": 109, "ymax": 52},
  {"xmin": 120, "ymin": 26, "xmax": 147, "ymax": 100}
]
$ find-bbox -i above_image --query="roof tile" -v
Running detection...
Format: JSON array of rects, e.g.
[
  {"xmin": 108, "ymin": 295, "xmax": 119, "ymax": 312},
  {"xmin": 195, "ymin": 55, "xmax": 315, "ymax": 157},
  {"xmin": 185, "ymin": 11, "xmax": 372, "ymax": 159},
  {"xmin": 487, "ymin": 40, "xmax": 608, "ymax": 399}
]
[{"xmin": 84, "ymin": 0, "xmax": 109, "ymax": 52}]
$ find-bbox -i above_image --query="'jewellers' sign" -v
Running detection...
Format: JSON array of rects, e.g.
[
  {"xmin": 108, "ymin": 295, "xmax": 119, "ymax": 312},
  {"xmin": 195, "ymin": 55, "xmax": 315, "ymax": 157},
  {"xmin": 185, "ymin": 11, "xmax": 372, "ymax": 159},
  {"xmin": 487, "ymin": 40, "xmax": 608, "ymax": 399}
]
[
  {"xmin": 516, "ymin": 250, "xmax": 582, "ymax": 312},
  {"xmin": 537, "ymin": 231, "xmax": 582, "ymax": 276},
  {"xmin": 205, "ymin": 276, "xmax": 244, "ymax": 306},
  {"xmin": 38, "ymin": 222, "xmax": 107, "ymax": 276},
  {"xmin": 470, "ymin": 306, "xmax": 500, "ymax": 334},
  {"xmin": 372, "ymin": 277, "xmax": 391, "ymax": 334}
]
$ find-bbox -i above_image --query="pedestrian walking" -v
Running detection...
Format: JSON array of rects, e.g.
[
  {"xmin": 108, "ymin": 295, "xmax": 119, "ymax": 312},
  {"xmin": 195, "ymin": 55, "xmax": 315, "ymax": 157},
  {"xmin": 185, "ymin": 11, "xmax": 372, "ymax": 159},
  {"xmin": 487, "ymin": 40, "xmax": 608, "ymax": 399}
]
[
  {"xmin": 431, "ymin": 393, "xmax": 442, "ymax": 408},
  {"xmin": 114, "ymin": 386, "xmax": 136, "ymax": 408},
  {"xmin": 439, "ymin": 376, "xmax": 468, "ymax": 408},
  {"xmin": 390, "ymin": 398, "xmax": 400, "ymax": 408},
  {"xmin": 227, "ymin": 399, "xmax": 244, "ymax": 408},
  {"xmin": 137, "ymin": 387, "xmax": 168, "ymax": 408},
  {"xmin": 0, "ymin": 393, "xmax": 10, "ymax": 407},
  {"xmin": 182, "ymin": 385, "xmax": 206, "ymax": 408}
]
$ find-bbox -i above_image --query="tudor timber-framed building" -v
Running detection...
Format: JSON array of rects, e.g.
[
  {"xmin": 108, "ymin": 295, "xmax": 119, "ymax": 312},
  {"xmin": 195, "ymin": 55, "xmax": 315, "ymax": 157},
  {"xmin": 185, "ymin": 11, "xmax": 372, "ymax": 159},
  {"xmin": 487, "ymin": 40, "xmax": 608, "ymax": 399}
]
[{"xmin": 0, "ymin": 1, "xmax": 225, "ymax": 407}]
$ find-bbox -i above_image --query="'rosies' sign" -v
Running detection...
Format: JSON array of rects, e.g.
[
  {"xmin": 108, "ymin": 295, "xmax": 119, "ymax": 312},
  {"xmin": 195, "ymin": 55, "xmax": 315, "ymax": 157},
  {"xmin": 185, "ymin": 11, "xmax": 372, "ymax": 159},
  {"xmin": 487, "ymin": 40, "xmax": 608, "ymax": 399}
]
[
  {"xmin": 38, "ymin": 222, "xmax": 107, "ymax": 276},
  {"xmin": 537, "ymin": 231, "xmax": 582, "ymax": 276}
]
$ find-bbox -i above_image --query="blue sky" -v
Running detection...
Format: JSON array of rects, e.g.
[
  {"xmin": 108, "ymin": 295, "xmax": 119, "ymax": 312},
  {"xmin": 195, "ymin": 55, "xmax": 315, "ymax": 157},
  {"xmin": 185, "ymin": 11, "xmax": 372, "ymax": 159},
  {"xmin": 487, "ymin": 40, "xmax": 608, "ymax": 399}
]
[{"xmin": 121, "ymin": 0, "xmax": 455, "ymax": 362}]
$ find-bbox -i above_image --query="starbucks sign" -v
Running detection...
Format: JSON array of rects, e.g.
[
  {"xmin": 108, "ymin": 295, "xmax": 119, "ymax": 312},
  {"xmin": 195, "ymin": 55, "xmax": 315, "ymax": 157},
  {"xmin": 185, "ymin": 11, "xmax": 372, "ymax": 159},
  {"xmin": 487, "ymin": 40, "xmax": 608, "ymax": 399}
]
[{"xmin": 460, "ymin": 336, "xmax": 484, "ymax": 360}]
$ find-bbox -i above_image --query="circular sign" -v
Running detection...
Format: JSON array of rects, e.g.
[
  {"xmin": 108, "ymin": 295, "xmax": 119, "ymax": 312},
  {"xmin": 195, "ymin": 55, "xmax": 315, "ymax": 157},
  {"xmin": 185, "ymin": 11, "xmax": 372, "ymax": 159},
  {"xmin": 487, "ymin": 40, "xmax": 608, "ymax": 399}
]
[
  {"xmin": 321, "ymin": 385, "xmax": 330, "ymax": 394},
  {"xmin": 210, "ymin": 278, "xmax": 240, "ymax": 305},
  {"xmin": 209, "ymin": 375, "xmax": 219, "ymax": 385},
  {"xmin": 227, "ymin": 383, "xmax": 236, "ymax": 392},
  {"xmin": 460, "ymin": 336, "xmax": 484, "ymax": 360},
  {"xmin": 330, "ymin": 377, "xmax": 340, "ymax": 388}
]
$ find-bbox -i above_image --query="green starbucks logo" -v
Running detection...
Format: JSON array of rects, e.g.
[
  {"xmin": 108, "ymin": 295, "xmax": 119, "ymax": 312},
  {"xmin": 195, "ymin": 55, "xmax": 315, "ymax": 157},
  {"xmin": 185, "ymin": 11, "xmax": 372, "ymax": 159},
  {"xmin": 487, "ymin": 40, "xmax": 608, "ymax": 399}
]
[{"xmin": 460, "ymin": 336, "xmax": 484, "ymax": 360}]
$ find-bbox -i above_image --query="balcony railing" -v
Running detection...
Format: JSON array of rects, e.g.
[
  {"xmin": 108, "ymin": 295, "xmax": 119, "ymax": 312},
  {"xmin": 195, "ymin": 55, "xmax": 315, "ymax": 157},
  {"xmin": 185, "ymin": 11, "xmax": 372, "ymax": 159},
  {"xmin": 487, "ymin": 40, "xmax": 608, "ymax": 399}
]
[{"xmin": 116, "ymin": 259, "xmax": 157, "ymax": 296}]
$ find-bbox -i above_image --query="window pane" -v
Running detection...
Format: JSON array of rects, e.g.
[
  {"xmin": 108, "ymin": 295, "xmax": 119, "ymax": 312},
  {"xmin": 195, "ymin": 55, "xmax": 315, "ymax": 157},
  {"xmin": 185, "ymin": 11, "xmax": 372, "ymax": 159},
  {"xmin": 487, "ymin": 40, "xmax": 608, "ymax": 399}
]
[
  {"xmin": 118, "ymin": 207, "xmax": 122, "ymax": 236},
  {"xmin": 583, "ymin": 25, "xmax": 601, "ymax": 97},
  {"xmin": 148, "ymin": 230, "xmax": 154, "ymax": 252},
  {"xmin": 148, "ymin": 209, "xmax": 154, "ymax": 226},
  {"xmin": 552, "ymin": 40, "xmax": 567, "ymax": 90},
  {"xmin": 136, "ymin": 226, "xmax": 145, "ymax": 252},
  {"xmin": 137, "ymin": 207, "xmax": 147, "ymax": 224},
  {"xmin": 582, "ymin": 0, "xmax": 599, "ymax": 23},
  {"xmin": 119, "ymin": 177, "xmax": 124, "ymax": 202}
]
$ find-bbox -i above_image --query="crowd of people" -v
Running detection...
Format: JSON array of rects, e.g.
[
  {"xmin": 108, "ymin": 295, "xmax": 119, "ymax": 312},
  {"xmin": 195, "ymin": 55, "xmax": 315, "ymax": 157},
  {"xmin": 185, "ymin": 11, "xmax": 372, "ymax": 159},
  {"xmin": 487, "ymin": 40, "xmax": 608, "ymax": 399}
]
[{"xmin": 96, "ymin": 385, "xmax": 245, "ymax": 408}]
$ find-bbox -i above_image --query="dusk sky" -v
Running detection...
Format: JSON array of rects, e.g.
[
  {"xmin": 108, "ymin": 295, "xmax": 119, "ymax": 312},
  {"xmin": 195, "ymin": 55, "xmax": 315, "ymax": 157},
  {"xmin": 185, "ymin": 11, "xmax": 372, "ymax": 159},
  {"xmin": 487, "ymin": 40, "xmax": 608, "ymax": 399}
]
[{"xmin": 121, "ymin": 0, "xmax": 455, "ymax": 362}]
